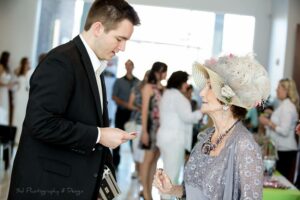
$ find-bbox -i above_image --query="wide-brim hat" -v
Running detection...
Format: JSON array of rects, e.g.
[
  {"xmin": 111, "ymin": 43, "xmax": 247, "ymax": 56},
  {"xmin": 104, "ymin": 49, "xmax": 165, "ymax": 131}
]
[{"xmin": 192, "ymin": 54, "xmax": 270, "ymax": 109}]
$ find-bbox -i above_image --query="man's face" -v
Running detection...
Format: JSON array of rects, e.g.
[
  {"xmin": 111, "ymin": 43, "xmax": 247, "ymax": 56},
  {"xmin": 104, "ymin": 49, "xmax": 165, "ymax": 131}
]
[
  {"xmin": 125, "ymin": 61, "xmax": 134, "ymax": 74},
  {"xmin": 93, "ymin": 19, "xmax": 134, "ymax": 60}
]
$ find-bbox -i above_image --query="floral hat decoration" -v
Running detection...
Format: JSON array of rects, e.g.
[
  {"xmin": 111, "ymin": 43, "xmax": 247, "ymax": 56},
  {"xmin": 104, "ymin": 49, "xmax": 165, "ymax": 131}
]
[{"xmin": 192, "ymin": 54, "xmax": 270, "ymax": 109}]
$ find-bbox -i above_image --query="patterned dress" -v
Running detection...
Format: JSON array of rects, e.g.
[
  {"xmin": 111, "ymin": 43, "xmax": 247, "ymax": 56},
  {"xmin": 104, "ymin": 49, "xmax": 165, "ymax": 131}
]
[
  {"xmin": 184, "ymin": 122, "xmax": 263, "ymax": 200},
  {"xmin": 130, "ymin": 84, "xmax": 143, "ymax": 125},
  {"xmin": 142, "ymin": 84, "xmax": 161, "ymax": 150}
]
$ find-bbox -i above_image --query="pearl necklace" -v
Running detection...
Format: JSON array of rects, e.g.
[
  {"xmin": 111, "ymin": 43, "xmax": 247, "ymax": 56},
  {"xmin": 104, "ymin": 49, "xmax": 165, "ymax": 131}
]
[{"xmin": 202, "ymin": 120, "xmax": 239, "ymax": 155}]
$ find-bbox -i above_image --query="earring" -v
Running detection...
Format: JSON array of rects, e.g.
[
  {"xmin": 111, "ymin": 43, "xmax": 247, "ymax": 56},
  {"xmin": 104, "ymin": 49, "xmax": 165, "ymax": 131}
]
[{"xmin": 222, "ymin": 104, "xmax": 229, "ymax": 111}]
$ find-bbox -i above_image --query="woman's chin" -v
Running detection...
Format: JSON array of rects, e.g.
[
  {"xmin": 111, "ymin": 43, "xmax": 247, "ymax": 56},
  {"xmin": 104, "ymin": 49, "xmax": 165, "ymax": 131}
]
[{"xmin": 200, "ymin": 108, "xmax": 208, "ymax": 114}]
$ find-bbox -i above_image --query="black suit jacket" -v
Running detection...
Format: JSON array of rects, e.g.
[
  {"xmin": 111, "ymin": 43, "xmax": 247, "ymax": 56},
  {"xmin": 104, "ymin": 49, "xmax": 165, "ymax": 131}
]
[{"xmin": 8, "ymin": 36, "xmax": 111, "ymax": 200}]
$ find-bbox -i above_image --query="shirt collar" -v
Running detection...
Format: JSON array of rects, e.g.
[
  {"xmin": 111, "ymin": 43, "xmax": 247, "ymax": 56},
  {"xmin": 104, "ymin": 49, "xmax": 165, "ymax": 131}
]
[{"xmin": 79, "ymin": 34, "xmax": 107, "ymax": 74}]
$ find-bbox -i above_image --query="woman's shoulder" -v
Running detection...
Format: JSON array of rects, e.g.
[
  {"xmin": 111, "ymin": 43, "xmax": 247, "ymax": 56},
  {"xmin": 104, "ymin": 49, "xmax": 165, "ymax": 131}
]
[
  {"xmin": 235, "ymin": 124, "xmax": 261, "ymax": 152},
  {"xmin": 143, "ymin": 83, "xmax": 153, "ymax": 92},
  {"xmin": 196, "ymin": 127, "xmax": 214, "ymax": 141},
  {"xmin": 281, "ymin": 98, "xmax": 297, "ymax": 111},
  {"xmin": 164, "ymin": 88, "xmax": 182, "ymax": 97}
]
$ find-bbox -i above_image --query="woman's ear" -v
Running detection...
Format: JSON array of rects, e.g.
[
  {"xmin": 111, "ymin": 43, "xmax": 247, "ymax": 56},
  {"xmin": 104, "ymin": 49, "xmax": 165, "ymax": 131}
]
[{"xmin": 222, "ymin": 104, "xmax": 229, "ymax": 111}]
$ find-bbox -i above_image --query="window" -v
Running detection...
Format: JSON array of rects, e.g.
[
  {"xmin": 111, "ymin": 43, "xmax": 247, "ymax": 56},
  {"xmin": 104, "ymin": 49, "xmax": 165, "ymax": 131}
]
[
  {"xmin": 117, "ymin": 5, "xmax": 216, "ymax": 79},
  {"xmin": 222, "ymin": 14, "xmax": 255, "ymax": 55}
]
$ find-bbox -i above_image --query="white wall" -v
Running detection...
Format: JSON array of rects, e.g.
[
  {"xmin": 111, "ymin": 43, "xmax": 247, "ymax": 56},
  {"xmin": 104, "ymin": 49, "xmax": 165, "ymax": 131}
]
[
  {"xmin": 268, "ymin": 0, "xmax": 289, "ymax": 97},
  {"xmin": 285, "ymin": 0, "xmax": 300, "ymax": 78},
  {"xmin": 267, "ymin": 0, "xmax": 300, "ymax": 97},
  {"xmin": 129, "ymin": 0, "xmax": 272, "ymax": 68},
  {"xmin": 0, "ymin": 0, "xmax": 40, "ymax": 70}
]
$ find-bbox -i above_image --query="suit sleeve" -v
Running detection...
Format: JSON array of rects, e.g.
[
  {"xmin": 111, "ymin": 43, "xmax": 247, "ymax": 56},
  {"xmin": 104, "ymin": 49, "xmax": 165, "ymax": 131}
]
[{"xmin": 25, "ymin": 53, "xmax": 98, "ymax": 154}]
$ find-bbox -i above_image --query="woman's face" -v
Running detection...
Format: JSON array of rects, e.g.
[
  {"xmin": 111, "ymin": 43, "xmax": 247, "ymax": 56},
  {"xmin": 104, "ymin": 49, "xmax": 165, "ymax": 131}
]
[
  {"xmin": 155, "ymin": 71, "xmax": 167, "ymax": 81},
  {"xmin": 200, "ymin": 81, "xmax": 222, "ymax": 114},
  {"xmin": 25, "ymin": 60, "xmax": 30, "ymax": 71},
  {"xmin": 160, "ymin": 71, "xmax": 167, "ymax": 80},
  {"xmin": 276, "ymin": 83, "xmax": 288, "ymax": 100},
  {"xmin": 180, "ymin": 82, "xmax": 189, "ymax": 94}
]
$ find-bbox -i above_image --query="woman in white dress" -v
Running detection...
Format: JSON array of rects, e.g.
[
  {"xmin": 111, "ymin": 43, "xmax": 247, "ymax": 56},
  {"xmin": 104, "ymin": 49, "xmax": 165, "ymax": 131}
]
[
  {"xmin": 0, "ymin": 51, "xmax": 14, "ymax": 125},
  {"xmin": 13, "ymin": 57, "xmax": 31, "ymax": 144},
  {"xmin": 157, "ymin": 71, "xmax": 202, "ymax": 192}
]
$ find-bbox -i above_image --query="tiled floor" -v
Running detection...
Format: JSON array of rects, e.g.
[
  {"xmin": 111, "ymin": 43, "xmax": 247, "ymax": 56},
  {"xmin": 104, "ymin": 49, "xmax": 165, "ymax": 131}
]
[
  {"xmin": 0, "ymin": 156, "xmax": 12, "ymax": 200},
  {"xmin": 0, "ymin": 143, "xmax": 162, "ymax": 200},
  {"xmin": 116, "ymin": 143, "xmax": 162, "ymax": 200}
]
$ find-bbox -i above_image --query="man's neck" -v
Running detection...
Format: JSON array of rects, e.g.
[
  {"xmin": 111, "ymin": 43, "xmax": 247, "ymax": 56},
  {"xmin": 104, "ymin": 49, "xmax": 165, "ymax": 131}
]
[
  {"xmin": 126, "ymin": 73, "xmax": 133, "ymax": 80},
  {"xmin": 81, "ymin": 32, "xmax": 95, "ymax": 53}
]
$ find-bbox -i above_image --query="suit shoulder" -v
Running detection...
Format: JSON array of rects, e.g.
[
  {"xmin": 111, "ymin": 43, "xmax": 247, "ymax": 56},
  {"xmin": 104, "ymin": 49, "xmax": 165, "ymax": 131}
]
[
  {"xmin": 35, "ymin": 41, "xmax": 77, "ymax": 74},
  {"xmin": 47, "ymin": 40, "xmax": 78, "ymax": 60}
]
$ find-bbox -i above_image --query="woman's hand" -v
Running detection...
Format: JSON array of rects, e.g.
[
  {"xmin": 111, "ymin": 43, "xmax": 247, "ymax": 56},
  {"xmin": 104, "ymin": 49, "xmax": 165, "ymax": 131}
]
[
  {"xmin": 259, "ymin": 115, "xmax": 269, "ymax": 126},
  {"xmin": 153, "ymin": 168, "xmax": 173, "ymax": 194},
  {"xmin": 296, "ymin": 123, "xmax": 300, "ymax": 135}
]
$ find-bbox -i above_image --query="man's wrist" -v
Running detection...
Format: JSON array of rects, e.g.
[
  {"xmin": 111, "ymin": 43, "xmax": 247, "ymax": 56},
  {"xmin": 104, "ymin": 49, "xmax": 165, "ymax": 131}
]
[{"xmin": 96, "ymin": 127, "xmax": 101, "ymax": 144}]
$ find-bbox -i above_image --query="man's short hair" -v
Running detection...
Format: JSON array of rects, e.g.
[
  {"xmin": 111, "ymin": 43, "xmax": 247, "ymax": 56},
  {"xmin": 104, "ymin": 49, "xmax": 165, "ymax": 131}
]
[
  {"xmin": 125, "ymin": 59, "xmax": 134, "ymax": 67},
  {"xmin": 84, "ymin": 0, "xmax": 140, "ymax": 32}
]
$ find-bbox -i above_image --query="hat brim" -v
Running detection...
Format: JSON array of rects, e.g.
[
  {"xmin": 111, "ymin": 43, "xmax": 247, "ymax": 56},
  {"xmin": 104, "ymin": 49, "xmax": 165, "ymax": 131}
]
[{"xmin": 192, "ymin": 63, "xmax": 246, "ymax": 109}]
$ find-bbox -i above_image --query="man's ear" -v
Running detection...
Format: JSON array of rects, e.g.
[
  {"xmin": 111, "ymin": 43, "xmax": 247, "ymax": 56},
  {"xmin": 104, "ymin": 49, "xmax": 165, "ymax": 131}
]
[{"xmin": 92, "ymin": 21, "xmax": 105, "ymax": 37}]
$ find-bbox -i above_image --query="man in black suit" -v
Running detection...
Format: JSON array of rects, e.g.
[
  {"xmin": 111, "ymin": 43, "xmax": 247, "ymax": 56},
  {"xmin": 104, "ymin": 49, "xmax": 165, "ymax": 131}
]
[{"xmin": 8, "ymin": 0, "xmax": 140, "ymax": 199}]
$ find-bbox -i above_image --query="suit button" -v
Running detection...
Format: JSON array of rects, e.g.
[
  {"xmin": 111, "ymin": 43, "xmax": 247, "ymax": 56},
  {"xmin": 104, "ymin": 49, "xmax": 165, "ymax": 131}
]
[
  {"xmin": 93, "ymin": 173, "xmax": 98, "ymax": 178},
  {"xmin": 92, "ymin": 148, "xmax": 95, "ymax": 151}
]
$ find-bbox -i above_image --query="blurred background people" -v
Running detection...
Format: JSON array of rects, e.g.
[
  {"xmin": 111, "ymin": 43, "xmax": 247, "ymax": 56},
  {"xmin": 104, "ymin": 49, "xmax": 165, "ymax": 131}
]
[
  {"xmin": 156, "ymin": 71, "xmax": 202, "ymax": 198},
  {"xmin": 184, "ymin": 84, "xmax": 202, "ymax": 156},
  {"xmin": 259, "ymin": 78, "xmax": 299, "ymax": 182},
  {"xmin": 112, "ymin": 59, "xmax": 140, "ymax": 169},
  {"xmin": 13, "ymin": 57, "xmax": 31, "ymax": 144},
  {"xmin": 140, "ymin": 61, "xmax": 167, "ymax": 200},
  {"xmin": 0, "ymin": 51, "xmax": 15, "ymax": 125},
  {"xmin": 127, "ymin": 70, "xmax": 150, "ymax": 179},
  {"xmin": 295, "ymin": 121, "xmax": 300, "ymax": 188},
  {"xmin": 244, "ymin": 107, "xmax": 259, "ymax": 133}
]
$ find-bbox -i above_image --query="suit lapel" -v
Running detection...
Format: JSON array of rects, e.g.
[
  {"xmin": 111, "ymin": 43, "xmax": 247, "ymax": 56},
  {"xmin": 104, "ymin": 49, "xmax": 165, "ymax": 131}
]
[{"xmin": 73, "ymin": 36, "xmax": 103, "ymax": 126}]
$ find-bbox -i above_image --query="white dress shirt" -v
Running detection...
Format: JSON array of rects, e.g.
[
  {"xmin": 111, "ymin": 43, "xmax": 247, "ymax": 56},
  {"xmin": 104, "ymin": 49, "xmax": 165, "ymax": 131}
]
[
  {"xmin": 79, "ymin": 35, "xmax": 107, "ymax": 144},
  {"xmin": 266, "ymin": 98, "xmax": 299, "ymax": 151}
]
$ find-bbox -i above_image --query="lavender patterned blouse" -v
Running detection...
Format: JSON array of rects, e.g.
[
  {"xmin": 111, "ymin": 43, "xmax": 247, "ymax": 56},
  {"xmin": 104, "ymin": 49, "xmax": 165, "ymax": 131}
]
[{"xmin": 184, "ymin": 122, "xmax": 263, "ymax": 200}]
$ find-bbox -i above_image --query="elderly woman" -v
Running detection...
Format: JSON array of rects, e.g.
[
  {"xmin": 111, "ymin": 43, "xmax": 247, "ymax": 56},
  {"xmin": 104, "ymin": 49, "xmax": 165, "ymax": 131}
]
[
  {"xmin": 153, "ymin": 54, "xmax": 270, "ymax": 200},
  {"xmin": 260, "ymin": 78, "xmax": 299, "ymax": 182}
]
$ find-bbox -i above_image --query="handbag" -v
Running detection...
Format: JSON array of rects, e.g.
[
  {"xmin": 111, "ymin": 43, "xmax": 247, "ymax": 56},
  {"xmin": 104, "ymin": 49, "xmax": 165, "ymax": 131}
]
[{"xmin": 99, "ymin": 165, "xmax": 121, "ymax": 200}]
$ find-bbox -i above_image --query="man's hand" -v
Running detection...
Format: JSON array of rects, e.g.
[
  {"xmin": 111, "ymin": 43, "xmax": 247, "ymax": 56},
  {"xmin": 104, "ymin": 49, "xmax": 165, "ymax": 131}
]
[{"xmin": 99, "ymin": 128, "xmax": 137, "ymax": 149}]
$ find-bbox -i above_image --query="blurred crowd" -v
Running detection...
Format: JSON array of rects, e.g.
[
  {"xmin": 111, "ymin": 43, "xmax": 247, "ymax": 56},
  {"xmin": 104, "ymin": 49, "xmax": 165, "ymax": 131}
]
[
  {"xmin": 0, "ymin": 51, "xmax": 46, "ymax": 144},
  {"xmin": 1, "ymin": 50, "xmax": 300, "ymax": 199}
]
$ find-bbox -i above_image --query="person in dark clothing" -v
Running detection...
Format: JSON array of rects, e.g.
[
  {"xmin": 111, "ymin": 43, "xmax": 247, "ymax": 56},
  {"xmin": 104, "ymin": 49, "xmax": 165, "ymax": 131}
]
[
  {"xmin": 112, "ymin": 59, "xmax": 140, "ymax": 168},
  {"xmin": 8, "ymin": 0, "xmax": 140, "ymax": 199}
]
